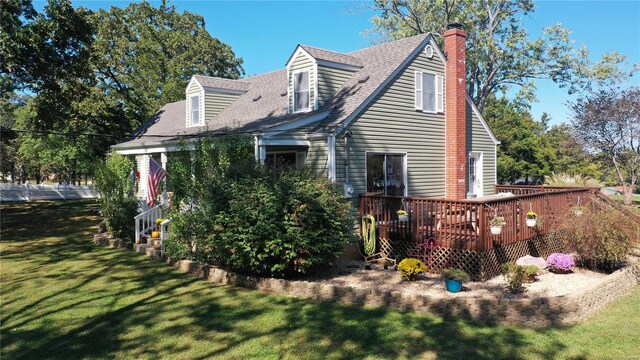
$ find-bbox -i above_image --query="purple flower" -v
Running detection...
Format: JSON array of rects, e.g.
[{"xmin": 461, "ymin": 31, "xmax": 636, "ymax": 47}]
[{"xmin": 546, "ymin": 253, "xmax": 575, "ymax": 271}]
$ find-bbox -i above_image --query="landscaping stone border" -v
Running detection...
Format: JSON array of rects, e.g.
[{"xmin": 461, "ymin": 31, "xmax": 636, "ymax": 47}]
[{"xmin": 93, "ymin": 233, "xmax": 640, "ymax": 328}]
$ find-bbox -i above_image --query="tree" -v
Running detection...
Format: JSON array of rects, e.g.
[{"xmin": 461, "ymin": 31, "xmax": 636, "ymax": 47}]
[
  {"xmin": 1, "ymin": 0, "xmax": 244, "ymax": 181},
  {"xmin": 91, "ymin": 0, "xmax": 244, "ymax": 126},
  {"xmin": 365, "ymin": 0, "xmax": 629, "ymax": 113},
  {"xmin": 571, "ymin": 87, "xmax": 640, "ymax": 205}
]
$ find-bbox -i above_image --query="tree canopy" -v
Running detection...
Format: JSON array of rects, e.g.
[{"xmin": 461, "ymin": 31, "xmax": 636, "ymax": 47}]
[
  {"xmin": 571, "ymin": 87, "xmax": 640, "ymax": 205},
  {"xmin": 0, "ymin": 0, "xmax": 243, "ymax": 183},
  {"xmin": 365, "ymin": 0, "xmax": 630, "ymax": 113}
]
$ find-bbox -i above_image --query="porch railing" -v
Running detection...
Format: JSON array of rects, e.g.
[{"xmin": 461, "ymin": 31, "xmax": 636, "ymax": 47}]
[
  {"xmin": 160, "ymin": 219, "xmax": 171, "ymax": 253},
  {"xmin": 359, "ymin": 187, "xmax": 594, "ymax": 253},
  {"xmin": 134, "ymin": 205, "xmax": 163, "ymax": 243}
]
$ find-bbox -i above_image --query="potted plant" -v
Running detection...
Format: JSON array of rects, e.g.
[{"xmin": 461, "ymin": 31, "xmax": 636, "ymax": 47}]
[
  {"xmin": 526, "ymin": 211, "xmax": 537, "ymax": 227},
  {"xmin": 489, "ymin": 216, "xmax": 506, "ymax": 235},
  {"xmin": 546, "ymin": 253, "xmax": 575, "ymax": 274},
  {"xmin": 442, "ymin": 268, "xmax": 470, "ymax": 293},
  {"xmin": 397, "ymin": 209, "xmax": 409, "ymax": 222}
]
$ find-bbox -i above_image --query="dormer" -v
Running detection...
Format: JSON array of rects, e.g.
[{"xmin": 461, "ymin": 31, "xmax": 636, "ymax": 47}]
[
  {"xmin": 185, "ymin": 75, "xmax": 249, "ymax": 127},
  {"xmin": 286, "ymin": 45, "xmax": 362, "ymax": 114}
]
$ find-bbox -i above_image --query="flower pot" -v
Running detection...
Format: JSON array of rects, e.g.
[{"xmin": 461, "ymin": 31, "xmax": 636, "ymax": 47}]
[
  {"xmin": 445, "ymin": 279, "xmax": 463, "ymax": 293},
  {"xmin": 550, "ymin": 268, "xmax": 571, "ymax": 274},
  {"xmin": 526, "ymin": 219, "xmax": 537, "ymax": 227},
  {"xmin": 490, "ymin": 226, "xmax": 503, "ymax": 235},
  {"xmin": 153, "ymin": 241, "xmax": 162, "ymax": 250},
  {"xmin": 398, "ymin": 214, "xmax": 409, "ymax": 222},
  {"xmin": 523, "ymin": 273, "xmax": 537, "ymax": 283}
]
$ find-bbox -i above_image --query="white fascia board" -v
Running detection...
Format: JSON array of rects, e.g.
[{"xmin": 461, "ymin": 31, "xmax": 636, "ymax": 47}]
[
  {"xmin": 316, "ymin": 59, "xmax": 362, "ymax": 72},
  {"xmin": 335, "ymin": 34, "xmax": 434, "ymax": 134},
  {"xmin": 201, "ymin": 86, "xmax": 246, "ymax": 95},
  {"xmin": 185, "ymin": 76, "xmax": 201, "ymax": 95},
  {"xmin": 285, "ymin": 45, "xmax": 315, "ymax": 68},
  {"xmin": 466, "ymin": 94, "xmax": 500, "ymax": 145},
  {"xmin": 314, "ymin": 62, "xmax": 319, "ymax": 111},
  {"xmin": 115, "ymin": 145, "xmax": 187, "ymax": 155},
  {"xmin": 261, "ymin": 109, "xmax": 331, "ymax": 139},
  {"xmin": 262, "ymin": 139, "xmax": 311, "ymax": 146}
]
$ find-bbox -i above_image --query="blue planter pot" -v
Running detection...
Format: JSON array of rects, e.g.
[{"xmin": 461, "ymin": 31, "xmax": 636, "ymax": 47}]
[{"xmin": 445, "ymin": 279, "xmax": 463, "ymax": 293}]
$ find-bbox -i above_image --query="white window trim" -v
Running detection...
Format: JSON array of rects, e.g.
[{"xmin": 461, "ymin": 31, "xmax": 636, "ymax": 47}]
[
  {"xmin": 414, "ymin": 70, "xmax": 444, "ymax": 114},
  {"xmin": 364, "ymin": 151, "xmax": 408, "ymax": 197},
  {"xmin": 292, "ymin": 69, "xmax": 311, "ymax": 113},
  {"xmin": 187, "ymin": 93, "xmax": 204, "ymax": 127}
]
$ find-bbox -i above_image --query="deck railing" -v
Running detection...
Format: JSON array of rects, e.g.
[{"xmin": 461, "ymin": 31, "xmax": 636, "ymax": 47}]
[
  {"xmin": 359, "ymin": 187, "xmax": 594, "ymax": 253},
  {"xmin": 134, "ymin": 205, "xmax": 163, "ymax": 243}
]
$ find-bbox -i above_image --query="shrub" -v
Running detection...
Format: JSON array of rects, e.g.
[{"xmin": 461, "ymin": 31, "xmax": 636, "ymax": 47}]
[
  {"xmin": 552, "ymin": 207, "xmax": 639, "ymax": 272},
  {"xmin": 397, "ymin": 258, "xmax": 427, "ymax": 281},
  {"xmin": 546, "ymin": 253, "xmax": 575, "ymax": 272},
  {"xmin": 166, "ymin": 137, "xmax": 353, "ymax": 278},
  {"xmin": 95, "ymin": 153, "xmax": 138, "ymax": 241},
  {"xmin": 502, "ymin": 263, "xmax": 526, "ymax": 294},
  {"xmin": 441, "ymin": 268, "xmax": 470, "ymax": 282}
]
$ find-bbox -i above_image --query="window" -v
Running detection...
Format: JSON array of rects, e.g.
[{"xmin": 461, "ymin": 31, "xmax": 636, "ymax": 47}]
[
  {"xmin": 293, "ymin": 71, "xmax": 310, "ymax": 112},
  {"xmin": 366, "ymin": 153, "xmax": 406, "ymax": 196},
  {"xmin": 190, "ymin": 95, "xmax": 200, "ymax": 126},
  {"xmin": 265, "ymin": 151, "xmax": 306, "ymax": 168},
  {"xmin": 415, "ymin": 71, "xmax": 444, "ymax": 113}
]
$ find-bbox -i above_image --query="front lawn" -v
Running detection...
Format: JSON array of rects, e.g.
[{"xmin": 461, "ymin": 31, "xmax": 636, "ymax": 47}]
[{"xmin": 1, "ymin": 200, "xmax": 639, "ymax": 359}]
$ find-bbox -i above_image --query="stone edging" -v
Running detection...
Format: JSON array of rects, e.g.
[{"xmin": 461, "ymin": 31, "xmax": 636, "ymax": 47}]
[{"xmin": 93, "ymin": 233, "xmax": 640, "ymax": 328}]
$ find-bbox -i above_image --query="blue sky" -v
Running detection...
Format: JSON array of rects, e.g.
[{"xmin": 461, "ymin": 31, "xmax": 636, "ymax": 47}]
[{"xmin": 40, "ymin": 0, "xmax": 640, "ymax": 126}]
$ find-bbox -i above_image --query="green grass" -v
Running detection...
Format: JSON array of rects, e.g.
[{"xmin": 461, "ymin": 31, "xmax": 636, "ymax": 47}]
[{"xmin": 2, "ymin": 200, "xmax": 639, "ymax": 359}]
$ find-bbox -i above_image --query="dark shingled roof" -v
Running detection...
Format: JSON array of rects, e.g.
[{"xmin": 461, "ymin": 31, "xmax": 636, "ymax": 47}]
[
  {"xmin": 114, "ymin": 33, "xmax": 431, "ymax": 149},
  {"xmin": 193, "ymin": 75, "xmax": 250, "ymax": 92},
  {"xmin": 299, "ymin": 45, "xmax": 362, "ymax": 67}
]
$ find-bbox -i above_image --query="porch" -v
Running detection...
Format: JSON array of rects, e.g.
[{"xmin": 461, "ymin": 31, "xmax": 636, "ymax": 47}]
[{"xmin": 359, "ymin": 185, "xmax": 611, "ymax": 280}]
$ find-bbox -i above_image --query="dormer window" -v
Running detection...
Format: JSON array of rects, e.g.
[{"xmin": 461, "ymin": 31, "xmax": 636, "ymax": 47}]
[
  {"xmin": 190, "ymin": 94, "xmax": 201, "ymax": 126},
  {"xmin": 293, "ymin": 70, "xmax": 310, "ymax": 112}
]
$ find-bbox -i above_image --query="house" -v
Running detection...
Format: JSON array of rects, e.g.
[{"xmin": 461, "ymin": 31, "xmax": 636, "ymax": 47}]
[{"xmin": 113, "ymin": 23, "xmax": 499, "ymax": 204}]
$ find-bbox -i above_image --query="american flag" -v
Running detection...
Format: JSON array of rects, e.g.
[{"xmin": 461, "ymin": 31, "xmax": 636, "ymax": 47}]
[{"xmin": 147, "ymin": 157, "xmax": 168, "ymax": 206}]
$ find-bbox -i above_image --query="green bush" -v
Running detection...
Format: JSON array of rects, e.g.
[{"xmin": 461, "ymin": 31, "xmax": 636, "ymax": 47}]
[
  {"xmin": 441, "ymin": 268, "xmax": 470, "ymax": 282},
  {"xmin": 166, "ymin": 137, "xmax": 352, "ymax": 278},
  {"xmin": 502, "ymin": 263, "xmax": 526, "ymax": 294},
  {"xmin": 95, "ymin": 153, "xmax": 138, "ymax": 241},
  {"xmin": 553, "ymin": 207, "xmax": 639, "ymax": 272}
]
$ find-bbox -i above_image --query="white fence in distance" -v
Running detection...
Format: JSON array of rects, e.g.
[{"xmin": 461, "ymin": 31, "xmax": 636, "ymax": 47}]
[{"xmin": 0, "ymin": 182, "xmax": 98, "ymax": 202}]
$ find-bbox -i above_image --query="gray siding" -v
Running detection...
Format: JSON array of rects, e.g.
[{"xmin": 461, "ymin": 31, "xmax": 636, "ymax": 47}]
[
  {"xmin": 288, "ymin": 51, "xmax": 315, "ymax": 112},
  {"xmin": 466, "ymin": 103, "xmax": 497, "ymax": 196},
  {"xmin": 204, "ymin": 91, "xmax": 240, "ymax": 121},
  {"xmin": 306, "ymin": 138, "xmax": 327, "ymax": 177},
  {"xmin": 317, "ymin": 65, "xmax": 355, "ymax": 107},
  {"xmin": 343, "ymin": 47, "xmax": 447, "ymax": 198}
]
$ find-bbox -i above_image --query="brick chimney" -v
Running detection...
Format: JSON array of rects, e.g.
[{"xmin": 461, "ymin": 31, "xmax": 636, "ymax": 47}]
[{"xmin": 444, "ymin": 23, "xmax": 467, "ymax": 199}]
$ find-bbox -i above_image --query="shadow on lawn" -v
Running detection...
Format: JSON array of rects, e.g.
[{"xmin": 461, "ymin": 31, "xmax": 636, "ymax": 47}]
[{"xmin": 1, "ymin": 200, "xmax": 570, "ymax": 359}]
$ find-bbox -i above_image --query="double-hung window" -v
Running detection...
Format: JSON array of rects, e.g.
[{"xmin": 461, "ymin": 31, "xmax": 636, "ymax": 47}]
[
  {"xmin": 415, "ymin": 71, "xmax": 444, "ymax": 113},
  {"xmin": 190, "ymin": 95, "xmax": 201, "ymax": 126},
  {"xmin": 293, "ymin": 71, "xmax": 310, "ymax": 112}
]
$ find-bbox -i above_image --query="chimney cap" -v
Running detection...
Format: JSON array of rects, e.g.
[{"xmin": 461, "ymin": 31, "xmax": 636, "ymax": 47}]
[{"xmin": 446, "ymin": 22, "xmax": 464, "ymax": 30}]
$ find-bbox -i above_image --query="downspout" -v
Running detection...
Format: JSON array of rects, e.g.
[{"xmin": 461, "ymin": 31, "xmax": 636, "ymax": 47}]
[{"xmin": 327, "ymin": 133, "xmax": 336, "ymax": 182}]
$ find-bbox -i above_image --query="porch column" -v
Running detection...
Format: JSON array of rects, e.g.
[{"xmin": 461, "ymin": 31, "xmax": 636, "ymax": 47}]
[
  {"xmin": 255, "ymin": 136, "xmax": 266, "ymax": 165},
  {"xmin": 161, "ymin": 152, "xmax": 168, "ymax": 206}
]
